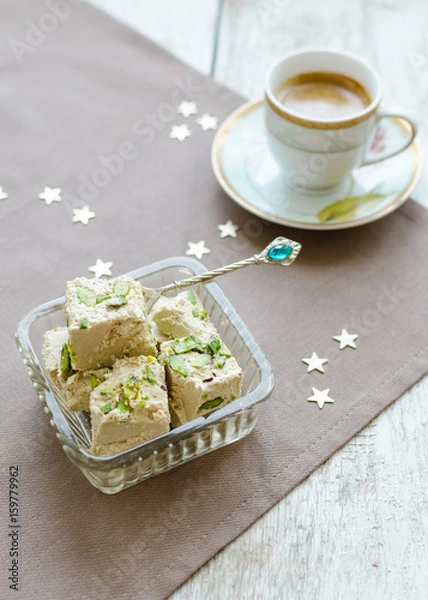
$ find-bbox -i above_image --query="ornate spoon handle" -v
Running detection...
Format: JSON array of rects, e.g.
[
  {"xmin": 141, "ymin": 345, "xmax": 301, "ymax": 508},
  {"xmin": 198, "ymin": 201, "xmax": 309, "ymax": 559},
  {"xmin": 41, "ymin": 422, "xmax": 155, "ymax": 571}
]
[{"xmin": 157, "ymin": 236, "xmax": 302, "ymax": 295}]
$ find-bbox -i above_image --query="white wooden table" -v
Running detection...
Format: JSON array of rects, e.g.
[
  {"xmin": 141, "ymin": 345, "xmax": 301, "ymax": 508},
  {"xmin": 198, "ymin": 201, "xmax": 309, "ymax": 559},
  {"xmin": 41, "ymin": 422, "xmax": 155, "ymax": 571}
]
[{"xmin": 89, "ymin": 2, "xmax": 428, "ymax": 598}]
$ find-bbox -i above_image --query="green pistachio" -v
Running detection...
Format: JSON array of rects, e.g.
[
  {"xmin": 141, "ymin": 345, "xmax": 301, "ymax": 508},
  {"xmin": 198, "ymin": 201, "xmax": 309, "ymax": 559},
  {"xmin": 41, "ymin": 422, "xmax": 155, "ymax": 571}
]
[
  {"xmin": 213, "ymin": 355, "xmax": 227, "ymax": 369},
  {"xmin": 89, "ymin": 374, "xmax": 101, "ymax": 390},
  {"xmin": 113, "ymin": 278, "xmax": 130, "ymax": 297},
  {"xmin": 126, "ymin": 376, "xmax": 140, "ymax": 389},
  {"xmin": 100, "ymin": 386, "xmax": 113, "ymax": 397},
  {"xmin": 76, "ymin": 286, "xmax": 96, "ymax": 307},
  {"xmin": 60, "ymin": 343, "xmax": 72, "ymax": 376},
  {"xmin": 199, "ymin": 397, "xmax": 224, "ymax": 411},
  {"xmin": 172, "ymin": 335, "xmax": 205, "ymax": 354},
  {"xmin": 138, "ymin": 394, "xmax": 148, "ymax": 409},
  {"xmin": 68, "ymin": 343, "xmax": 77, "ymax": 364},
  {"xmin": 144, "ymin": 364, "xmax": 157, "ymax": 384},
  {"xmin": 107, "ymin": 295, "xmax": 128, "ymax": 307},
  {"xmin": 207, "ymin": 337, "xmax": 221, "ymax": 355},
  {"xmin": 79, "ymin": 318, "xmax": 89, "ymax": 330},
  {"xmin": 96, "ymin": 293, "xmax": 111, "ymax": 304},
  {"xmin": 101, "ymin": 401, "xmax": 112, "ymax": 414},
  {"xmin": 121, "ymin": 387, "xmax": 136, "ymax": 401},
  {"xmin": 168, "ymin": 354, "xmax": 188, "ymax": 377},
  {"xmin": 218, "ymin": 342, "xmax": 232, "ymax": 357},
  {"xmin": 187, "ymin": 290, "xmax": 197, "ymax": 305},
  {"xmin": 191, "ymin": 354, "xmax": 212, "ymax": 369},
  {"xmin": 117, "ymin": 399, "xmax": 132, "ymax": 414},
  {"xmin": 192, "ymin": 309, "xmax": 200, "ymax": 318}
]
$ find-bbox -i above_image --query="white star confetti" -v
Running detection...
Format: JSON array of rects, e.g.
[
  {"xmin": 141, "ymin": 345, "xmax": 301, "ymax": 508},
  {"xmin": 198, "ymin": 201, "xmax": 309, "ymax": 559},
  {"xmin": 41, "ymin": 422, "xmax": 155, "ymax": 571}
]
[
  {"xmin": 72, "ymin": 205, "xmax": 96, "ymax": 225},
  {"xmin": 302, "ymin": 352, "xmax": 328, "ymax": 374},
  {"xmin": 307, "ymin": 387, "xmax": 335, "ymax": 409},
  {"xmin": 333, "ymin": 329, "xmax": 358, "ymax": 349},
  {"xmin": 186, "ymin": 241, "xmax": 211, "ymax": 260},
  {"xmin": 38, "ymin": 186, "xmax": 62, "ymax": 205},
  {"xmin": 177, "ymin": 101, "xmax": 198, "ymax": 117},
  {"xmin": 88, "ymin": 259, "xmax": 113, "ymax": 278},
  {"xmin": 196, "ymin": 114, "xmax": 218, "ymax": 131},
  {"xmin": 218, "ymin": 219, "xmax": 239, "ymax": 239},
  {"xmin": 169, "ymin": 124, "xmax": 192, "ymax": 142},
  {"xmin": 0, "ymin": 187, "xmax": 8, "ymax": 201}
]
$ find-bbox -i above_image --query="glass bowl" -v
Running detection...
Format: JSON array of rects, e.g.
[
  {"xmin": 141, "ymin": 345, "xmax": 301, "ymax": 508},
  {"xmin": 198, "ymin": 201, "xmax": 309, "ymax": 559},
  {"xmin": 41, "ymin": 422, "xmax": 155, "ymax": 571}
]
[{"xmin": 15, "ymin": 257, "xmax": 274, "ymax": 494}]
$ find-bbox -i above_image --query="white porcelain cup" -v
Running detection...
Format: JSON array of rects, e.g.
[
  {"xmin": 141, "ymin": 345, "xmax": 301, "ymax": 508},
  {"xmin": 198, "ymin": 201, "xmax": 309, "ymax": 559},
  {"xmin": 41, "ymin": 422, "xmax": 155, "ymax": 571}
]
[{"xmin": 264, "ymin": 49, "xmax": 418, "ymax": 192}]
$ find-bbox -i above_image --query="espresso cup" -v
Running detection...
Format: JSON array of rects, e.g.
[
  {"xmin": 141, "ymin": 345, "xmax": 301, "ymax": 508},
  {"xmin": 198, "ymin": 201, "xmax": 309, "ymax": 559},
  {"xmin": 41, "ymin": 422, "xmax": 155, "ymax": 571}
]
[{"xmin": 264, "ymin": 49, "xmax": 418, "ymax": 192}]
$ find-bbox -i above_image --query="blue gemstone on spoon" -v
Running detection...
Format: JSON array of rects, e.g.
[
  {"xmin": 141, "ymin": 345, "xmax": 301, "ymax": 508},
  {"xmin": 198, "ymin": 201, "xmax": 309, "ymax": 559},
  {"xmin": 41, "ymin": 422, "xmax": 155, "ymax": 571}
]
[{"xmin": 267, "ymin": 244, "xmax": 293, "ymax": 261}]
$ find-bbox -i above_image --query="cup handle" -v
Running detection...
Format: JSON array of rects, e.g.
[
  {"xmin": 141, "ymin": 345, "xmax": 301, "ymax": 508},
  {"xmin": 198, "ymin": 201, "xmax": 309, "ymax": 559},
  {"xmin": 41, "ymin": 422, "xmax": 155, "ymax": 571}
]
[{"xmin": 361, "ymin": 108, "xmax": 418, "ymax": 166}]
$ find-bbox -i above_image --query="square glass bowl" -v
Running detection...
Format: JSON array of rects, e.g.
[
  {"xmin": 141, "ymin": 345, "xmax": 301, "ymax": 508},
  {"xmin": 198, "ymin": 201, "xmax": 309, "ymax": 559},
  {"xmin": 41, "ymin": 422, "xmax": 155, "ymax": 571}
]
[{"xmin": 16, "ymin": 257, "xmax": 274, "ymax": 494}]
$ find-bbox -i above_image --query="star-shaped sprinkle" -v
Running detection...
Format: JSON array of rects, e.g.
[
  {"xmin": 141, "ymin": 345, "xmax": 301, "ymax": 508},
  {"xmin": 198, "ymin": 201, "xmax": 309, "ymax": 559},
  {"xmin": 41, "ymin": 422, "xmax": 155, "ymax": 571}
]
[
  {"xmin": 38, "ymin": 186, "xmax": 62, "ymax": 205},
  {"xmin": 88, "ymin": 259, "xmax": 113, "ymax": 278},
  {"xmin": 218, "ymin": 219, "xmax": 239, "ymax": 239},
  {"xmin": 307, "ymin": 387, "xmax": 335, "ymax": 409},
  {"xmin": 169, "ymin": 124, "xmax": 192, "ymax": 142},
  {"xmin": 72, "ymin": 205, "xmax": 96, "ymax": 225},
  {"xmin": 302, "ymin": 352, "xmax": 328, "ymax": 374},
  {"xmin": 196, "ymin": 114, "xmax": 218, "ymax": 131},
  {"xmin": 0, "ymin": 187, "xmax": 8, "ymax": 201},
  {"xmin": 186, "ymin": 241, "xmax": 211, "ymax": 260},
  {"xmin": 333, "ymin": 329, "xmax": 358, "ymax": 349},
  {"xmin": 177, "ymin": 101, "xmax": 198, "ymax": 117}
]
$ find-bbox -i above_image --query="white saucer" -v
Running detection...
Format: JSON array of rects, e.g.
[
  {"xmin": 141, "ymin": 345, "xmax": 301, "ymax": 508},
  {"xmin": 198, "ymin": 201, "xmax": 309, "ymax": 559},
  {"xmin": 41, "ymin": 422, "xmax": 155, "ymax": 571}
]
[{"xmin": 212, "ymin": 100, "xmax": 422, "ymax": 231}]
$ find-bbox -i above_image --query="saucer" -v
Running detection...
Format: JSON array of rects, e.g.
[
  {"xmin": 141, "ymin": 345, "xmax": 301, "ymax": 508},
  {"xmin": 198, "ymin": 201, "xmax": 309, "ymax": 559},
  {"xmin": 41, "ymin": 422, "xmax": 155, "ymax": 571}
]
[{"xmin": 212, "ymin": 100, "xmax": 422, "ymax": 230}]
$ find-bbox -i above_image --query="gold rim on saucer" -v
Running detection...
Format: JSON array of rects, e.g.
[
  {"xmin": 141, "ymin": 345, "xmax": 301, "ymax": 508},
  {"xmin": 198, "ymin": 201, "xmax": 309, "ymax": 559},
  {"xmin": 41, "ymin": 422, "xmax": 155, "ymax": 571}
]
[{"xmin": 211, "ymin": 99, "xmax": 422, "ymax": 231}]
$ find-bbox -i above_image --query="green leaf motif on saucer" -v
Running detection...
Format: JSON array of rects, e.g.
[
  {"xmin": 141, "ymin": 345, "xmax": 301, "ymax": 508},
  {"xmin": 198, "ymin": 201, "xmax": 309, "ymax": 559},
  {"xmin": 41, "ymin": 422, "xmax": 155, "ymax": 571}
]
[{"xmin": 317, "ymin": 189, "xmax": 388, "ymax": 223}]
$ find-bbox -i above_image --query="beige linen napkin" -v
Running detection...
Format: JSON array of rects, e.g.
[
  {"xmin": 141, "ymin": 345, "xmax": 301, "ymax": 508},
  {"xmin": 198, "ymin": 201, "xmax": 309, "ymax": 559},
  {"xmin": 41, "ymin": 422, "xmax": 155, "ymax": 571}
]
[{"xmin": 0, "ymin": 2, "xmax": 427, "ymax": 599}]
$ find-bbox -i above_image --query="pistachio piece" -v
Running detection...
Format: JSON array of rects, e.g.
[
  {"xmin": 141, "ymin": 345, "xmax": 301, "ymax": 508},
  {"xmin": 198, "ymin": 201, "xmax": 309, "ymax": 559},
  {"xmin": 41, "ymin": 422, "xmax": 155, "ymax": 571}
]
[
  {"xmin": 60, "ymin": 343, "xmax": 72, "ymax": 376},
  {"xmin": 101, "ymin": 401, "xmax": 113, "ymax": 414},
  {"xmin": 96, "ymin": 293, "xmax": 111, "ymax": 304},
  {"xmin": 191, "ymin": 354, "xmax": 211, "ymax": 369},
  {"xmin": 143, "ymin": 364, "xmax": 157, "ymax": 384},
  {"xmin": 187, "ymin": 290, "xmax": 197, "ymax": 305},
  {"xmin": 213, "ymin": 355, "xmax": 227, "ymax": 369},
  {"xmin": 218, "ymin": 342, "xmax": 232, "ymax": 357},
  {"xmin": 113, "ymin": 278, "xmax": 130, "ymax": 297},
  {"xmin": 207, "ymin": 337, "xmax": 221, "ymax": 355},
  {"xmin": 199, "ymin": 397, "xmax": 224, "ymax": 411},
  {"xmin": 117, "ymin": 399, "xmax": 132, "ymax": 414},
  {"xmin": 172, "ymin": 335, "xmax": 205, "ymax": 354},
  {"xmin": 76, "ymin": 286, "xmax": 96, "ymax": 307},
  {"xmin": 169, "ymin": 354, "xmax": 188, "ymax": 377},
  {"xmin": 89, "ymin": 374, "xmax": 101, "ymax": 390},
  {"xmin": 79, "ymin": 318, "xmax": 89, "ymax": 330}
]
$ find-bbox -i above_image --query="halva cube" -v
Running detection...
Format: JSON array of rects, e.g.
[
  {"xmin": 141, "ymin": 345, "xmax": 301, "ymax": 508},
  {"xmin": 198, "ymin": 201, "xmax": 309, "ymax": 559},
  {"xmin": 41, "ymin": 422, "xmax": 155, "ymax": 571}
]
[
  {"xmin": 160, "ymin": 334, "xmax": 242, "ymax": 427},
  {"xmin": 65, "ymin": 276, "xmax": 156, "ymax": 371},
  {"xmin": 42, "ymin": 327, "xmax": 112, "ymax": 411},
  {"xmin": 150, "ymin": 290, "xmax": 217, "ymax": 340},
  {"xmin": 90, "ymin": 355, "xmax": 170, "ymax": 456},
  {"xmin": 63, "ymin": 368, "xmax": 111, "ymax": 412}
]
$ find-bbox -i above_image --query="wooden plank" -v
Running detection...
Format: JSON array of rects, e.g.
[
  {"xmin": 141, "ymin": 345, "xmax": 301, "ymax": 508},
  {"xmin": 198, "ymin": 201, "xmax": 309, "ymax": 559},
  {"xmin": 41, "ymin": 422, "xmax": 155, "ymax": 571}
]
[
  {"xmin": 174, "ymin": 378, "xmax": 428, "ymax": 600},
  {"xmin": 213, "ymin": 0, "xmax": 372, "ymax": 98},
  {"xmin": 88, "ymin": 0, "xmax": 220, "ymax": 75},
  {"xmin": 367, "ymin": 0, "xmax": 428, "ymax": 207}
]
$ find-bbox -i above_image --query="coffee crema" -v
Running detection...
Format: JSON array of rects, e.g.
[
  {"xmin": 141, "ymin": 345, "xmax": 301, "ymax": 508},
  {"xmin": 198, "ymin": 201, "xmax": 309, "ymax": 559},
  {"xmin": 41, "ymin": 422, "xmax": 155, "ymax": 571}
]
[{"xmin": 275, "ymin": 72, "xmax": 371, "ymax": 121}]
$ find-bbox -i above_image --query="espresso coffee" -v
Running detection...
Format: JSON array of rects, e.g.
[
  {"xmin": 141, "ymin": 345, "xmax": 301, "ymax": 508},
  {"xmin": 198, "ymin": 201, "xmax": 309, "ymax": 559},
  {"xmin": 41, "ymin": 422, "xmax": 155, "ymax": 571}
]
[{"xmin": 276, "ymin": 72, "xmax": 371, "ymax": 120}]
